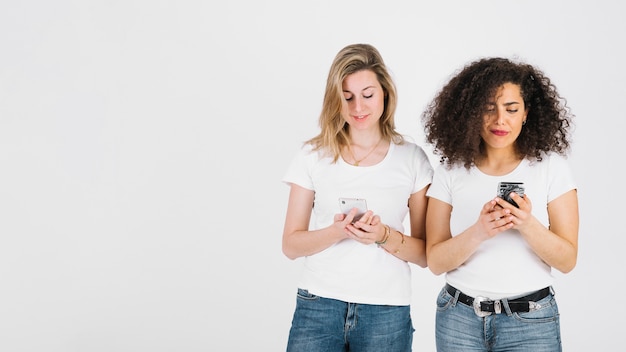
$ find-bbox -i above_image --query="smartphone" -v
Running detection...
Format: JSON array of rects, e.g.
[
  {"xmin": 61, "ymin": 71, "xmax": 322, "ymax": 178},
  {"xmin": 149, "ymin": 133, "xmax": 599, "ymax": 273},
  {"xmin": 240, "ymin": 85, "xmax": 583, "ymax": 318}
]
[
  {"xmin": 338, "ymin": 197, "xmax": 368, "ymax": 223},
  {"xmin": 497, "ymin": 182, "xmax": 525, "ymax": 208}
]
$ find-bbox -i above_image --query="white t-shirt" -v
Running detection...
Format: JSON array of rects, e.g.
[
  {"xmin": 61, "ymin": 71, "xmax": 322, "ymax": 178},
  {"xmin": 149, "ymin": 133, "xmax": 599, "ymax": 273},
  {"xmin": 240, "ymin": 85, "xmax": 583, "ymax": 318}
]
[
  {"xmin": 283, "ymin": 141, "xmax": 433, "ymax": 305},
  {"xmin": 426, "ymin": 153, "xmax": 576, "ymax": 299}
]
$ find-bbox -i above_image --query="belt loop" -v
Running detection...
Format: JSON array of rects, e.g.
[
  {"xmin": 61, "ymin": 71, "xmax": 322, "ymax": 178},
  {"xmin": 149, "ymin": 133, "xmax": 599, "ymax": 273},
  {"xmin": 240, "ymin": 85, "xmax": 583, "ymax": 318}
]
[
  {"xmin": 550, "ymin": 286, "xmax": 555, "ymax": 296},
  {"xmin": 444, "ymin": 285, "xmax": 460, "ymax": 307},
  {"xmin": 494, "ymin": 300, "xmax": 502, "ymax": 314},
  {"xmin": 500, "ymin": 298, "xmax": 513, "ymax": 316},
  {"xmin": 452, "ymin": 288, "xmax": 460, "ymax": 307}
]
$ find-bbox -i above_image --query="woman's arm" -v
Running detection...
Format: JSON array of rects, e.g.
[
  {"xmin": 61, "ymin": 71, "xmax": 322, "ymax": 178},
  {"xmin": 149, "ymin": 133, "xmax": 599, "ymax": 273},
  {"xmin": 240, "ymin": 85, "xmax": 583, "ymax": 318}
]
[
  {"xmin": 425, "ymin": 198, "xmax": 513, "ymax": 275},
  {"xmin": 504, "ymin": 189, "xmax": 579, "ymax": 273},
  {"xmin": 282, "ymin": 183, "xmax": 349, "ymax": 260},
  {"xmin": 378, "ymin": 186, "xmax": 429, "ymax": 267}
]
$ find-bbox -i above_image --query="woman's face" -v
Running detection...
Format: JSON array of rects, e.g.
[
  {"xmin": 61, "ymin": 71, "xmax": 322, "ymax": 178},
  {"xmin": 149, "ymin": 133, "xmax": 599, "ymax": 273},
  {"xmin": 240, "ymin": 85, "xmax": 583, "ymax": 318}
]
[
  {"xmin": 480, "ymin": 82, "xmax": 528, "ymax": 151},
  {"xmin": 341, "ymin": 70, "xmax": 385, "ymax": 132}
]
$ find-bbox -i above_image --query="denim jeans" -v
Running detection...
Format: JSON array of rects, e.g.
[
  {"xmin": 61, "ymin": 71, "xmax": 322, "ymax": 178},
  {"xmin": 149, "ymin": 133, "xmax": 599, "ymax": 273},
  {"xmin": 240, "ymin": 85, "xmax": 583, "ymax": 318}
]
[
  {"xmin": 286, "ymin": 288, "xmax": 414, "ymax": 352},
  {"xmin": 435, "ymin": 286, "xmax": 561, "ymax": 352}
]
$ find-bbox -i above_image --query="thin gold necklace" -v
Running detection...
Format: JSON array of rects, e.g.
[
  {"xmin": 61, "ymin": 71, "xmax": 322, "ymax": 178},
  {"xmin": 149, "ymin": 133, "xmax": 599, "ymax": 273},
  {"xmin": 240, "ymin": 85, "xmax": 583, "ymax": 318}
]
[{"xmin": 347, "ymin": 138, "xmax": 383, "ymax": 166}]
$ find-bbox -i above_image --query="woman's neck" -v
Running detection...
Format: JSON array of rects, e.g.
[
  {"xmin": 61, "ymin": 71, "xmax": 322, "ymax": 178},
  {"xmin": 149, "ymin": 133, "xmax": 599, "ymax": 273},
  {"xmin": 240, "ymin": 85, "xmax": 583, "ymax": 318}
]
[
  {"xmin": 343, "ymin": 130, "xmax": 387, "ymax": 167},
  {"xmin": 476, "ymin": 147, "xmax": 522, "ymax": 176},
  {"xmin": 348, "ymin": 129, "xmax": 382, "ymax": 147}
]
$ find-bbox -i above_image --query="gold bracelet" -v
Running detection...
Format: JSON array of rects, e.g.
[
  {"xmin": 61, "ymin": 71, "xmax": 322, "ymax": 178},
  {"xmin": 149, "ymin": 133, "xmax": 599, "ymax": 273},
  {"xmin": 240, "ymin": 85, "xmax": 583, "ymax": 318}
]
[
  {"xmin": 394, "ymin": 231, "xmax": 406, "ymax": 254},
  {"xmin": 375, "ymin": 225, "xmax": 390, "ymax": 247}
]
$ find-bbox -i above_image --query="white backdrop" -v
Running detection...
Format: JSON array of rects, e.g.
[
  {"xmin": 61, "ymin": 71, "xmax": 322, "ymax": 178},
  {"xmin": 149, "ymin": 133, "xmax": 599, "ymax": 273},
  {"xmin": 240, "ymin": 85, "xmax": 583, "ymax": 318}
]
[{"xmin": 0, "ymin": 1, "xmax": 622, "ymax": 351}]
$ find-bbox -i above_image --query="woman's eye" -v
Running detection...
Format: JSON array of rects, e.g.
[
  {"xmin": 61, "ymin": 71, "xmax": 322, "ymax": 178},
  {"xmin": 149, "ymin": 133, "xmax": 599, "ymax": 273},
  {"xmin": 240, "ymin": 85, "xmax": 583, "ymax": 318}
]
[
  {"xmin": 507, "ymin": 109, "xmax": 518, "ymax": 113},
  {"xmin": 363, "ymin": 94, "xmax": 373, "ymax": 99}
]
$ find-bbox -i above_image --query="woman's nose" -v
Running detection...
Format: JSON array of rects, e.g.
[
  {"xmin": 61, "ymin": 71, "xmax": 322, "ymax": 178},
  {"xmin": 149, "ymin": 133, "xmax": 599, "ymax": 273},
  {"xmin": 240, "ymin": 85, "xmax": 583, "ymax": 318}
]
[
  {"xmin": 352, "ymin": 97, "xmax": 363, "ymax": 112},
  {"xmin": 495, "ymin": 109, "xmax": 504, "ymax": 124}
]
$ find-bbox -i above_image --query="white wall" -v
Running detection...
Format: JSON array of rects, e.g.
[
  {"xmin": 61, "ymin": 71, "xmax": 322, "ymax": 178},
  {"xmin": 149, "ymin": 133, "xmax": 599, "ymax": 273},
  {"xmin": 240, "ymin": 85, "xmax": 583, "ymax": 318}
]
[{"xmin": 0, "ymin": 1, "xmax": 621, "ymax": 351}]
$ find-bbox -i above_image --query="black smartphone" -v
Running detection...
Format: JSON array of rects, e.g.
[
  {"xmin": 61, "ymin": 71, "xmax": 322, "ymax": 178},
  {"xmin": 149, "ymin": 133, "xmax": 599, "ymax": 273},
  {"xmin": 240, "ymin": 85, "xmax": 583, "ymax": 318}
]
[
  {"xmin": 497, "ymin": 182, "xmax": 525, "ymax": 208},
  {"xmin": 338, "ymin": 198, "xmax": 368, "ymax": 223}
]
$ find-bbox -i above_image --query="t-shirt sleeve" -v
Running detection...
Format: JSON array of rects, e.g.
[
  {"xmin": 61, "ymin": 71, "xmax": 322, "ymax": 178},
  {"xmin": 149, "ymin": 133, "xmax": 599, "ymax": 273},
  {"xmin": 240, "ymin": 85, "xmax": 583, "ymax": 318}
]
[
  {"xmin": 411, "ymin": 145, "xmax": 434, "ymax": 194},
  {"xmin": 547, "ymin": 153, "xmax": 577, "ymax": 203},
  {"xmin": 282, "ymin": 145, "xmax": 315, "ymax": 191},
  {"xmin": 426, "ymin": 164, "xmax": 452, "ymax": 205}
]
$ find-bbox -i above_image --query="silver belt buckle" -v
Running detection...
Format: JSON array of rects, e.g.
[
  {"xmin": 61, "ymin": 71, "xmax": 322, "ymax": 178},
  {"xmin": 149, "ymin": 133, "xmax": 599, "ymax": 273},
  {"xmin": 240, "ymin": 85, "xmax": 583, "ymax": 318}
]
[
  {"xmin": 473, "ymin": 296, "xmax": 492, "ymax": 317},
  {"xmin": 528, "ymin": 301, "xmax": 541, "ymax": 311}
]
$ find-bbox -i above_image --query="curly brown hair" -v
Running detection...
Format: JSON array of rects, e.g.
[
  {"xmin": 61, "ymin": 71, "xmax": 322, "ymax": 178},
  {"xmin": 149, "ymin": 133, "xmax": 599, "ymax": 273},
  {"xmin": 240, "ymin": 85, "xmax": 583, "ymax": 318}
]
[{"xmin": 422, "ymin": 57, "xmax": 574, "ymax": 169}]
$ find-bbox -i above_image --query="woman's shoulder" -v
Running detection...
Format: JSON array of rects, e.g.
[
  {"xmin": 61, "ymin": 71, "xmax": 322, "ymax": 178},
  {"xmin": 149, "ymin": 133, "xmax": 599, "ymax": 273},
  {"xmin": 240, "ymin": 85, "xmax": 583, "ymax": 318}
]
[
  {"xmin": 292, "ymin": 142, "xmax": 322, "ymax": 157},
  {"xmin": 527, "ymin": 152, "xmax": 571, "ymax": 169},
  {"xmin": 390, "ymin": 140, "xmax": 434, "ymax": 177},
  {"xmin": 393, "ymin": 140, "xmax": 429, "ymax": 159},
  {"xmin": 433, "ymin": 161, "xmax": 471, "ymax": 176},
  {"xmin": 393, "ymin": 136, "xmax": 427, "ymax": 153},
  {"xmin": 288, "ymin": 142, "xmax": 336, "ymax": 167}
]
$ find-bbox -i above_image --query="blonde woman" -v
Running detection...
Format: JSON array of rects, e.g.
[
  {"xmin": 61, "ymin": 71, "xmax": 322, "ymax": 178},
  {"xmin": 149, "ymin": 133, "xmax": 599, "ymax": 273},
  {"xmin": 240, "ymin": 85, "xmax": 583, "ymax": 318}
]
[{"xmin": 282, "ymin": 43, "xmax": 433, "ymax": 351}]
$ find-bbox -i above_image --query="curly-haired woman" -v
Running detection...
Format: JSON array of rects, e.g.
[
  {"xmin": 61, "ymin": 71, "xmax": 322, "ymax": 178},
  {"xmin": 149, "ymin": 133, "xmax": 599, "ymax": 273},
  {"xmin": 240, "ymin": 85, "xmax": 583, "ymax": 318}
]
[{"xmin": 422, "ymin": 57, "xmax": 578, "ymax": 352}]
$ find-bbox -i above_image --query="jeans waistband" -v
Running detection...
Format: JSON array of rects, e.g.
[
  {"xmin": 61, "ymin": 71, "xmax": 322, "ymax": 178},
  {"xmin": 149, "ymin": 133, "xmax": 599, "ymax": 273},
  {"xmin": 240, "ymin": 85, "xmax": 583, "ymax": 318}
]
[{"xmin": 445, "ymin": 284, "xmax": 551, "ymax": 316}]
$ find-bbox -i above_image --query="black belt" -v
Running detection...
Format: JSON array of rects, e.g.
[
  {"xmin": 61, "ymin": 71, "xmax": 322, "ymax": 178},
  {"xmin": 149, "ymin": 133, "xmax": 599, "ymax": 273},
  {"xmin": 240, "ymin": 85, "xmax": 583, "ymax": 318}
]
[{"xmin": 445, "ymin": 284, "xmax": 551, "ymax": 316}]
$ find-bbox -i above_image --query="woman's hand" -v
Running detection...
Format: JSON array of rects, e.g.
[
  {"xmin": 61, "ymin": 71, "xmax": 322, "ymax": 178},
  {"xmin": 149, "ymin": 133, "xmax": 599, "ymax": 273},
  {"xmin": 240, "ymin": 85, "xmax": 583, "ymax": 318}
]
[
  {"xmin": 341, "ymin": 209, "xmax": 385, "ymax": 245},
  {"xmin": 495, "ymin": 192, "xmax": 533, "ymax": 231},
  {"xmin": 475, "ymin": 198, "xmax": 514, "ymax": 241}
]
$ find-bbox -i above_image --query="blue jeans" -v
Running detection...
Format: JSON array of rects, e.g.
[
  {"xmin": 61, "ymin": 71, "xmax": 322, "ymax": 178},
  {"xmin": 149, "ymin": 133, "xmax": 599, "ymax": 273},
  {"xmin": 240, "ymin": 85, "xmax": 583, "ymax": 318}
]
[
  {"xmin": 286, "ymin": 288, "xmax": 414, "ymax": 352},
  {"xmin": 435, "ymin": 286, "xmax": 561, "ymax": 352}
]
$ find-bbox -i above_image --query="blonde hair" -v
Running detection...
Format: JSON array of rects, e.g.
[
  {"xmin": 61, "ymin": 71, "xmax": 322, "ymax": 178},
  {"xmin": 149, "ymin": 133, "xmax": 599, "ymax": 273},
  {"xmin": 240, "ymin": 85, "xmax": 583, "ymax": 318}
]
[{"xmin": 306, "ymin": 43, "xmax": 404, "ymax": 162}]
